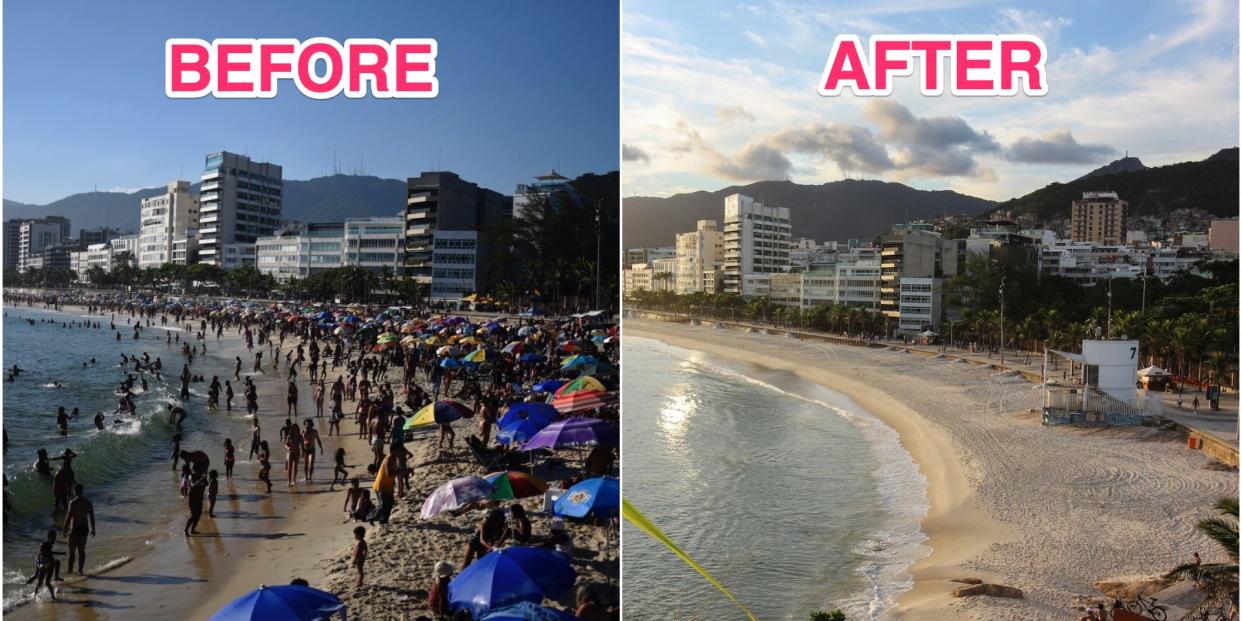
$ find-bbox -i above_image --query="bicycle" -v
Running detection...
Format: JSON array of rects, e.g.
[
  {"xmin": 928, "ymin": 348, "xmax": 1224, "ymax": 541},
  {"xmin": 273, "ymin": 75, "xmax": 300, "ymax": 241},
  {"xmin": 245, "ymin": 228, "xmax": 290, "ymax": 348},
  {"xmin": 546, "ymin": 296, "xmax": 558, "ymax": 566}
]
[{"xmin": 1126, "ymin": 595, "xmax": 1168, "ymax": 621}]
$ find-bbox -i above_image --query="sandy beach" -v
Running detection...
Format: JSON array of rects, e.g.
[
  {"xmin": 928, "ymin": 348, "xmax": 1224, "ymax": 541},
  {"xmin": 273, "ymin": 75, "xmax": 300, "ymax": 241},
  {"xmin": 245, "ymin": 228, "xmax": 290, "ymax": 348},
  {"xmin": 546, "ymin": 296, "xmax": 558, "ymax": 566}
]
[
  {"xmin": 628, "ymin": 318, "xmax": 1237, "ymax": 620},
  {"xmin": 6, "ymin": 302, "xmax": 619, "ymax": 620}
]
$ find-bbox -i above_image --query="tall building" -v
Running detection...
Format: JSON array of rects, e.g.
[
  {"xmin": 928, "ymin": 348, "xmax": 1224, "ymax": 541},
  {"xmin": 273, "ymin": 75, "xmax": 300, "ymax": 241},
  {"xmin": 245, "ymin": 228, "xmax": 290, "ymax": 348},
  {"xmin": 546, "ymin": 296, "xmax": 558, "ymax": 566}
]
[
  {"xmin": 138, "ymin": 181, "xmax": 200, "ymax": 269},
  {"xmin": 1208, "ymin": 218, "xmax": 1239, "ymax": 257},
  {"xmin": 404, "ymin": 172, "xmax": 510, "ymax": 301},
  {"xmin": 624, "ymin": 247, "xmax": 675, "ymax": 268},
  {"xmin": 3, "ymin": 219, "xmax": 25, "ymax": 270},
  {"xmin": 512, "ymin": 169, "xmax": 573, "ymax": 220},
  {"xmin": 1070, "ymin": 191, "xmax": 1127, "ymax": 245},
  {"xmin": 880, "ymin": 225, "xmax": 959, "ymax": 334},
  {"xmin": 198, "ymin": 151, "xmax": 283, "ymax": 268},
  {"xmin": 675, "ymin": 219, "xmax": 723, "ymax": 294},
  {"xmin": 18, "ymin": 218, "xmax": 70, "ymax": 272},
  {"xmin": 256, "ymin": 217, "xmax": 404, "ymax": 283},
  {"xmin": 721, "ymin": 194, "xmax": 791, "ymax": 295},
  {"xmin": 80, "ymin": 227, "xmax": 124, "ymax": 247}
]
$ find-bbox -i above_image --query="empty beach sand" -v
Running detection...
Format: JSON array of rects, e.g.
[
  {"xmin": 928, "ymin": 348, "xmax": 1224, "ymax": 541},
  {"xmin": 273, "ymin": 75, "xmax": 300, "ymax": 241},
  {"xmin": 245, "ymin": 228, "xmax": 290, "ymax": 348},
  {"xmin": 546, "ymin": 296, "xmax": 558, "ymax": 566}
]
[{"xmin": 630, "ymin": 319, "xmax": 1236, "ymax": 620}]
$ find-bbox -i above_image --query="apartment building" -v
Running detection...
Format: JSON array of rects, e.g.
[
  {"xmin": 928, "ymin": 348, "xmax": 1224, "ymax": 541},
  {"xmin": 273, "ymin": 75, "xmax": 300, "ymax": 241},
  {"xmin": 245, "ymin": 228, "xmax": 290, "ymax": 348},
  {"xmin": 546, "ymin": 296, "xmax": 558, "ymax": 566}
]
[
  {"xmin": 198, "ymin": 151, "xmax": 283, "ymax": 268},
  {"xmin": 721, "ymin": 193, "xmax": 791, "ymax": 296},
  {"xmin": 138, "ymin": 181, "xmax": 200, "ymax": 269},
  {"xmin": 1070, "ymin": 191, "xmax": 1127, "ymax": 245}
]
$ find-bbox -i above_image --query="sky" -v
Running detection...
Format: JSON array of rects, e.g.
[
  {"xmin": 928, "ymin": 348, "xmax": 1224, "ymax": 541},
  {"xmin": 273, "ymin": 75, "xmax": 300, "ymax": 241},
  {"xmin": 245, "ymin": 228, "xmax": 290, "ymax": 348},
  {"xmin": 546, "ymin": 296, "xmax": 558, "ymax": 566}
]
[
  {"xmin": 3, "ymin": 1, "xmax": 619, "ymax": 204},
  {"xmin": 622, "ymin": 0, "xmax": 1240, "ymax": 200}
]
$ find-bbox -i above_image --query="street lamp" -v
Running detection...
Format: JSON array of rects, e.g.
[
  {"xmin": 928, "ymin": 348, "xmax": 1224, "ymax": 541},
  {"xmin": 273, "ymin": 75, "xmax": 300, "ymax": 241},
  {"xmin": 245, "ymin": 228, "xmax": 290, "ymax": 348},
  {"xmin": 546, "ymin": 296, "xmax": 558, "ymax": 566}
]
[
  {"xmin": 999, "ymin": 276, "xmax": 1005, "ymax": 365},
  {"xmin": 1106, "ymin": 273, "xmax": 1113, "ymax": 339}
]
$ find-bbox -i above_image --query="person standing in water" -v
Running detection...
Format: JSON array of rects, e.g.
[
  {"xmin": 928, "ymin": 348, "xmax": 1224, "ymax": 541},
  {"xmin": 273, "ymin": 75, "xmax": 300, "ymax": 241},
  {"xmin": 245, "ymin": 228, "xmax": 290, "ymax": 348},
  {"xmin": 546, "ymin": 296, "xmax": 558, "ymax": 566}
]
[
  {"xmin": 302, "ymin": 420, "xmax": 324, "ymax": 483},
  {"xmin": 62, "ymin": 484, "xmax": 95, "ymax": 574},
  {"xmin": 179, "ymin": 364, "xmax": 191, "ymax": 400},
  {"xmin": 287, "ymin": 380, "xmax": 299, "ymax": 417},
  {"xmin": 184, "ymin": 471, "xmax": 207, "ymax": 535}
]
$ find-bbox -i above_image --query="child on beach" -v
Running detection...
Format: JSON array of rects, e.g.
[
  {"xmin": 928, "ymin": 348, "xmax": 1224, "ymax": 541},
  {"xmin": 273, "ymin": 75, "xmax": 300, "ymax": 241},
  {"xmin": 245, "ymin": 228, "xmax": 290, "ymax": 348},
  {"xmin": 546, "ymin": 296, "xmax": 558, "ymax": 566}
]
[
  {"xmin": 257, "ymin": 441, "xmax": 273, "ymax": 493},
  {"xmin": 179, "ymin": 463, "xmax": 192, "ymax": 498},
  {"xmin": 27, "ymin": 529, "xmax": 63, "ymax": 600},
  {"xmin": 351, "ymin": 526, "xmax": 367, "ymax": 587},
  {"xmin": 207, "ymin": 470, "xmax": 219, "ymax": 518},
  {"xmin": 223, "ymin": 439, "xmax": 235, "ymax": 480},
  {"xmin": 330, "ymin": 448, "xmax": 348, "ymax": 491}
]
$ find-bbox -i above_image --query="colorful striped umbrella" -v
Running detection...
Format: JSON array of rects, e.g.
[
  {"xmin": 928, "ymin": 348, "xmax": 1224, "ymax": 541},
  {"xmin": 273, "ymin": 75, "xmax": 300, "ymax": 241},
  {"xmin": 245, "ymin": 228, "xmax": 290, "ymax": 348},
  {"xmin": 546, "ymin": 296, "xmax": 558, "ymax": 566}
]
[
  {"xmin": 553, "ymin": 376, "xmax": 605, "ymax": 398},
  {"xmin": 406, "ymin": 400, "xmax": 472, "ymax": 430},
  {"xmin": 550, "ymin": 390, "xmax": 615, "ymax": 414},
  {"xmin": 483, "ymin": 471, "xmax": 548, "ymax": 500},
  {"xmin": 502, "ymin": 341, "xmax": 525, "ymax": 354}
]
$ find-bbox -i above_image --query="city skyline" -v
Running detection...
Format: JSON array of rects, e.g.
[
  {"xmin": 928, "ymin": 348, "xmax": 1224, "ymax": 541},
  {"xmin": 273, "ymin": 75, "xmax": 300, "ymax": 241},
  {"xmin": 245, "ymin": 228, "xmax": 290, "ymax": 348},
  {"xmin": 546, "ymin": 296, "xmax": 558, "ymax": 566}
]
[
  {"xmin": 3, "ymin": 0, "xmax": 620, "ymax": 204},
  {"xmin": 622, "ymin": 0, "xmax": 1239, "ymax": 201}
]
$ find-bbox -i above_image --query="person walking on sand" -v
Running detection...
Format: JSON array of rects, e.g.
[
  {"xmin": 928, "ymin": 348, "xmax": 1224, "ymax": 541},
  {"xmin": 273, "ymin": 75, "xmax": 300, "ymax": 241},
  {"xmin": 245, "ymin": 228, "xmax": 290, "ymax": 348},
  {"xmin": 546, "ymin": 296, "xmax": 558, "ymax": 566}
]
[
  {"xmin": 314, "ymin": 380, "xmax": 325, "ymax": 418},
  {"xmin": 302, "ymin": 420, "xmax": 323, "ymax": 482},
  {"xmin": 257, "ymin": 441, "xmax": 273, "ymax": 493},
  {"xmin": 284, "ymin": 425, "xmax": 302, "ymax": 486},
  {"xmin": 287, "ymin": 380, "xmax": 299, "ymax": 417},
  {"xmin": 248, "ymin": 418, "xmax": 262, "ymax": 461},
  {"xmin": 207, "ymin": 470, "xmax": 220, "ymax": 518},
  {"xmin": 62, "ymin": 484, "xmax": 95, "ymax": 574},
  {"xmin": 330, "ymin": 448, "xmax": 348, "ymax": 490},
  {"xmin": 225, "ymin": 380, "xmax": 234, "ymax": 411},
  {"xmin": 234, "ymin": 356, "xmax": 242, "ymax": 380},
  {"xmin": 223, "ymin": 439, "xmax": 236, "ymax": 480},
  {"xmin": 184, "ymin": 470, "xmax": 207, "ymax": 535}
]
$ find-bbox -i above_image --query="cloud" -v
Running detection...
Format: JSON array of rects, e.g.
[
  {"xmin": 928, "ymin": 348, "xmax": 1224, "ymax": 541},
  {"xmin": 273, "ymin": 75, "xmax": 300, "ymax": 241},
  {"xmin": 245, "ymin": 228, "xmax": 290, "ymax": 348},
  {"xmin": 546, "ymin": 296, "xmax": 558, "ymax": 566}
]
[
  {"xmin": 743, "ymin": 30, "xmax": 768, "ymax": 49},
  {"xmin": 716, "ymin": 106, "xmax": 756, "ymax": 122},
  {"xmin": 864, "ymin": 101, "xmax": 1000, "ymax": 152},
  {"xmin": 994, "ymin": 8, "xmax": 1072, "ymax": 45},
  {"xmin": 1005, "ymin": 129, "xmax": 1116, "ymax": 164},
  {"xmin": 767, "ymin": 123, "xmax": 894, "ymax": 174},
  {"xmin": 622, "ymin": 144, "xmax": 651, "ymax": 163}
]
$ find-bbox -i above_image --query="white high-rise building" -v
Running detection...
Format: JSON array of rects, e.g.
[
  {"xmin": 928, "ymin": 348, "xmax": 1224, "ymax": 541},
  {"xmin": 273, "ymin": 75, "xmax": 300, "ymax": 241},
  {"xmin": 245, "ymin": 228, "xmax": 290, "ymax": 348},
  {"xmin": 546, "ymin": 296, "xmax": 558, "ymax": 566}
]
[
  {"xmin": 256, "ymin": 217, "xmax": 404, "ymax": 283},
  {"xmin": 721, "ymin": 194, "xmax": 791, "ymax": 295},
  {"xmin": 18, "ymin": 219, "xmax": 69, "ymax": 272},
  {"xmin": 675, "ymin": 219, "xmax": 723, "ymax": 294},
  {"xmin": 138, "ymin": 181, "xmax": 199, "ymax": 269},
  {"xmin": 198, "ymin": 151, "xmax": 283, "ymax": 268}
]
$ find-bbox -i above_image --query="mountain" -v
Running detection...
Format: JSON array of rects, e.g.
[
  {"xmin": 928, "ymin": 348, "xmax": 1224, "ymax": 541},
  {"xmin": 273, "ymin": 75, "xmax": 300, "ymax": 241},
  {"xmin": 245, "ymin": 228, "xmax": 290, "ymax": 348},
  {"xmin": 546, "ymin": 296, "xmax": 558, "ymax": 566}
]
[
  {"xmin": 994, "ymin": 148, "xmax": 1239, "ymax": 221},
  {"xmin": 3, "ymin": 174, "xmax": 409, "ymax": 233},
  {"xmin": 1076, "ymin": 156, "xmax": 1147, "ymax": 181},
  {"xmin": 622, "ymin": 179, "xmax": 996, "ymax": 248}
]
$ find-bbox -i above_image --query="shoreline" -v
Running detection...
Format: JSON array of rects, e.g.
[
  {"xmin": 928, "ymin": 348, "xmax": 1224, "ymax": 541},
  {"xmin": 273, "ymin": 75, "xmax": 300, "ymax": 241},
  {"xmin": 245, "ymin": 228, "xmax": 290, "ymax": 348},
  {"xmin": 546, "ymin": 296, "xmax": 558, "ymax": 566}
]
[
  {"xmin": 626, "ymin": 318, "xmax": 1237, "ymax": 620},
  {"xmin": 3, "ymin": 302, "xmax": 374, "ymax": 620},
  {"xmin": 626, "ymin": 320, "xmax": 1007, "ymax": 619}
]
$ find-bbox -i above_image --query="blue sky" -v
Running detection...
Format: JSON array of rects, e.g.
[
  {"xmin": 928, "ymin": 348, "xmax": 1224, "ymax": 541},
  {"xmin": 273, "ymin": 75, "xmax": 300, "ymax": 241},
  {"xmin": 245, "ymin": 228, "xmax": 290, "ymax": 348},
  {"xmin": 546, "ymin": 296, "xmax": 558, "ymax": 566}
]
[
  {"xmin": 3, "ymin": 1, "xmax": 619, "ymax": 204},
  {"xmin": 623, "ymin": 0, "xmax": 1240, "ymax": 200}
]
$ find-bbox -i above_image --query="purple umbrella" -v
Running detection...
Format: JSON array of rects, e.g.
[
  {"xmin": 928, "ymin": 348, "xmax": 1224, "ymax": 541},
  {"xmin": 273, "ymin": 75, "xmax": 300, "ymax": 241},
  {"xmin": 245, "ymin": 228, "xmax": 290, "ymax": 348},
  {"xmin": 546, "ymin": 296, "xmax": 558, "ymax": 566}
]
[{"xmin": 521, "ymin": 418, "xmax": 617, "ymax": 451}]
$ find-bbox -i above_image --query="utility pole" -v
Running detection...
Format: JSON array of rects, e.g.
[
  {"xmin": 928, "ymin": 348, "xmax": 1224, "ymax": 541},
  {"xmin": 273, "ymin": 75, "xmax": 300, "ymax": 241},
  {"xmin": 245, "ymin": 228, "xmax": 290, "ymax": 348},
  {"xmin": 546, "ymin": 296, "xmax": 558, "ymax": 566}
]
[
  {"xmin": 1140, "ymin": 264, "xmax": 1148, "ymax": 316},
  {"xmin": 595, "ymin": 200, "xmax": 602, "ymax": 310},
  {"xmin": 1106, "ymin": 273, "xmax": 1113, "ymax": 339},
  {"xmin": 999, "ymin": 276, "xmax": 1006, "ymax": 365}
]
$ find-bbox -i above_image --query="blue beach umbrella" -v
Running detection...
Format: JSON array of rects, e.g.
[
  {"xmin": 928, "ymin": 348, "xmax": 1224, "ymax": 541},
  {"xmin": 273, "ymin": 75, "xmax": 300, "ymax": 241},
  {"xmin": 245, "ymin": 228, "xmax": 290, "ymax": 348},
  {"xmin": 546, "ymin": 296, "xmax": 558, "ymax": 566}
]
[
  {"xmin": 449, "ymin": 547, "xmax": 576, "ymax": 619},
  {"xmin": 209, "ymin": 584, "xmax": 345, "ymax": 621},
  {"xmin": 497, "ymin": 402, "xmax": 558, "ymax": 429},
  {"xmin": 441, "ymin": 358, "xmax": 464, "ymax": 369},
  {"xmin": 531, "ymin": 379, "xmax": 565, "ymax": 394},
  {"xmin": 553, "ymin": 477, "xmax": 620, "ymax": 519},
  {"xmin": 480, "ymin": 602, "xmax": 582, "ymax": 621},
  {"xmin": 519, "ymin": 353, "xmax": 546, "ymax": 363},
  {"xmin": 495, "ymin": 418, "xmax": 549, "ymax": 446}
]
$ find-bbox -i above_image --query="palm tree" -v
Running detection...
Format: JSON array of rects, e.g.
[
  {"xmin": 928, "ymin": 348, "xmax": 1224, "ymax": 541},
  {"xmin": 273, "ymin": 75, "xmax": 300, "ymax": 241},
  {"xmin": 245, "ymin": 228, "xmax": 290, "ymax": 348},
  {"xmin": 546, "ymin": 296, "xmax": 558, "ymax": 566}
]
[{"xmin": 1165, "ymin": 497, "xmax": 1238, "ymax": 616}]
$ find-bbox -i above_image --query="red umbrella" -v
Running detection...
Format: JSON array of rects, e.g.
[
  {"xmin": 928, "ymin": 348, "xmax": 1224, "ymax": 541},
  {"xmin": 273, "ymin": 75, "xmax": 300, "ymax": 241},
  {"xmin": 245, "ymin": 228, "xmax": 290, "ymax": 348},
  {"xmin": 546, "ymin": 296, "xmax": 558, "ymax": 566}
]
[{"xmin": 550, "ymin": 390, "xmax": 616, "ymax": 414}]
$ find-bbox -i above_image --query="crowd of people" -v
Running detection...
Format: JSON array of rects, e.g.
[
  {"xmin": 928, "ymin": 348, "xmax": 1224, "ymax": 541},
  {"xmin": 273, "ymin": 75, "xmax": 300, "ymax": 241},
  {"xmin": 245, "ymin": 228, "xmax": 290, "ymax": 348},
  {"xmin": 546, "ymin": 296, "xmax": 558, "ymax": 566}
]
[{"xmin": 5, "ymin": 290, "xmax": 619, "ymax": 617}]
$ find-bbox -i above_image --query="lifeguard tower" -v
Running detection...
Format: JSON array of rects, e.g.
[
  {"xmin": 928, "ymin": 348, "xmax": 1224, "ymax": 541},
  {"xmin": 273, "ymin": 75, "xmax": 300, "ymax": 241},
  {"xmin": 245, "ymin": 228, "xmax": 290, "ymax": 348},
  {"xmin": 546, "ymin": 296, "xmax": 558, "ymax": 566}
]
[{"xmin": 1042, "ymin": 339, "xmax": 1151, "ymax": 426}]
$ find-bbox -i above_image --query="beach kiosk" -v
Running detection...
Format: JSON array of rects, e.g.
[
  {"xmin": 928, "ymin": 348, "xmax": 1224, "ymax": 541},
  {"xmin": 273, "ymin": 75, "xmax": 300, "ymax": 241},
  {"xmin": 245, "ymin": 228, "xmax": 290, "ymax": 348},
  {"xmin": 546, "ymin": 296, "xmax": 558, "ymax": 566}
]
[
  {"xmin": 1043, "ymin": 339, "xmax": 1146, "ymax": 426},
  {"xmin": 1137, "ymin": 365, "xmax": 1172, "ymax": 391}
]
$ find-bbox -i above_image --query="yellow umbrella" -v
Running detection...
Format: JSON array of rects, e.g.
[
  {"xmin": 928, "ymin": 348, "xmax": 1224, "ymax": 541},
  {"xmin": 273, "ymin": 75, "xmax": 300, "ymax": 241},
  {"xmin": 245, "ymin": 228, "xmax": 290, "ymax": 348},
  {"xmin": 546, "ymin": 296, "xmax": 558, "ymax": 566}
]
[
  {"xmin": 460, "ymin": 336, "xmax": 482, "ymax": 345},
  {"xmin": 464, "ymin": 349, "xmax": 487, "ymax": 363}
]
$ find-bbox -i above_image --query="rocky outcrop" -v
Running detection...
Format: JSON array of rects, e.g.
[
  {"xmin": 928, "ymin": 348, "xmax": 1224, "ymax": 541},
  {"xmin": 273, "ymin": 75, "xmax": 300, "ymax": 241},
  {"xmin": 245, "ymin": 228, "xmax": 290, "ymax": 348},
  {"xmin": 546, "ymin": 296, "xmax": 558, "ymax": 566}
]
[{"xmin": 952, "ymin": 583, "xmax": 1024, "ymax": 599}]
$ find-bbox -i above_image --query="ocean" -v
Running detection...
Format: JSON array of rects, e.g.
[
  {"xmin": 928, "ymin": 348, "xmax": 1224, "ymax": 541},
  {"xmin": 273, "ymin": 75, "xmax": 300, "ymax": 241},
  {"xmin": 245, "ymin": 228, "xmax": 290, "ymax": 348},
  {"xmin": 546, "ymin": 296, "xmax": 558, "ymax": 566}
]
[
  {"xmin": 621, "ymin": 336, "xmax": 930, "ymax": 620},
  {"xmin": 2, "ymin": 306, "xmax": 258, "ymax": 611}
]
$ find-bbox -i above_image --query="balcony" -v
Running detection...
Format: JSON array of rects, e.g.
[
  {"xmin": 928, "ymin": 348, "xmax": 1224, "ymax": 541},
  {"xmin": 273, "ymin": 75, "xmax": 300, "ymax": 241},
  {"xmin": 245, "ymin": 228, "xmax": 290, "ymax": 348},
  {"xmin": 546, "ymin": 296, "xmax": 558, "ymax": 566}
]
[{"xmin": 201, "ymin": 181, "xmax": 220, "ymax": 192}]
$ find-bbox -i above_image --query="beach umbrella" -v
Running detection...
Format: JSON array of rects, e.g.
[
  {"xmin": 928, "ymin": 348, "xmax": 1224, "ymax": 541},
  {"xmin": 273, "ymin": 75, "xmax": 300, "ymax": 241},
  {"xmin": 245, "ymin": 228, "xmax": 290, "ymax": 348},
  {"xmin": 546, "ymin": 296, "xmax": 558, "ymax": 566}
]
[
  {"xmin": 517, "ymin": 326, "xmax": 536, "ymax": 337},
  {"xmin": 550, "ymin": 390, "xmax": 615, "ymax": 414},
  {"xmin": 400, "ymin": 322, "xmax": 419, "ymax": 334},
  {"xmin": 400, "ymin": 335, "xmax": 419, "ymax": 346},
  {"xmin": 498, "ymin": 402, "xmax": 558, "ymax": 428},
  {"xmin": 559, "ymin": 355, "xmax": 597, "ymax": 370},
  {"xmin": 209, "ymin": 584, "xmax": 345, "ymax": 621},
  {"xmin": 448, "ymin": 547, "xmax": 576, "ymax": 619},
  {"xmin": 522, "ymin": 418, "xmax": 617, "ymax": 451},
  {"xmin": 558, "ymin": 342, "xmax": 581, "ymax": 354},
  {"xmin": 441, "ymin": 358, "xmax": 464, "ymax": 369},
  {"xmin": 531, "ymin": 379, "xmax": 565, "ymax": 394},
  {"xmin": 420, "ymin": 476, "xmax": 495, "ymax": 518},
  {"xmin": 376, "ymin": 332, "xmax": 400, "ymax": 344},
  {"xmin": 437, "ymin": 345, "xmax": 459, "ymax": 357},
  {"xmin": 502, "ymin": 341, "xmax": 525, "ymax": 355},
  {"xmin": 406, "ymin": 400, "xmax": 472, "ymax": 429},
  {"xmin": 479, "ymin": 602, "xmax": 582, "ymax": 621},
  {"xmin": 483, "ymin": 471, "xmax": 548, "ymax": 500},
  {"xmin": 464, "ymin": 349, "xmax": 487, "ymax": 363},
  {"xmin": 553, "ymin": 376, "xmax": 605, "ymax": 398},
  {"xmin": 495, "ymin": 418, "xmax": 550, "ymax": 446},
  {"xmin": 460, "ymin": 336, "xmax": 483, "ymax": 346},
  {"xmin": 519, "ymin": 353, "xmax": 546, "ymax": 364},
  {"xmin": 553, "ymin": 477, "xmax": 619, "ymax": 520}
]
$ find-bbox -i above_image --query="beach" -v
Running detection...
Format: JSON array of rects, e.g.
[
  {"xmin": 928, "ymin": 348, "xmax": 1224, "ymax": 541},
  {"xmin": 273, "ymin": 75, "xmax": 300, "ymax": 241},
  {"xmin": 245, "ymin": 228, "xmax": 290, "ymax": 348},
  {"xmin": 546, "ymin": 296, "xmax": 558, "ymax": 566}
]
[
  {"xmin": 627, "ymin": 317, "xmax": 1237, "ymax": 620},
  {"xmin": 3, "ymin": 296, "xmax": 618, "ymax": 620}
]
